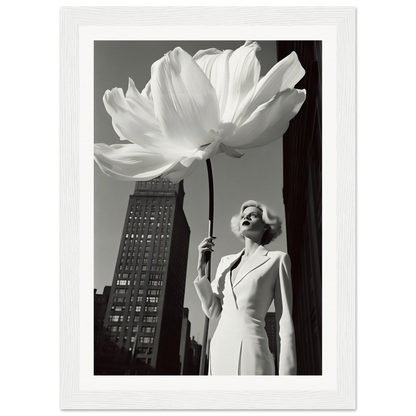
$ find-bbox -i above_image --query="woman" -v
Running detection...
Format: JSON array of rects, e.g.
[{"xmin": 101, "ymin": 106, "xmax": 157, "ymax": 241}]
[{"xmin": 194, "ymin": 200, "xmax": 296, "ymax": 375}]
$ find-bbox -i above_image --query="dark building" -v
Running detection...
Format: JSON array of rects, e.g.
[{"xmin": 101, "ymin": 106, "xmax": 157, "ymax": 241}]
[
  {"xmin": 187, "ymin": 336, "xmax": 203, "ymax": 375},
  {"xmin": 95, "ymin": 178, "xmax": 190, "ymax": 375},
  {"xmin": 94, "ymin": 286, "xmax": 111, "ymax": 353},
  {"xmin": 264, "ymin": 312, "xmax": 278, "ymax": 374},
  {"xmin": 179, "ymin": 308, "xmax": 191, "ymax": 375},
  {"xmin": 178, "ymin": 308, "xmax": 205, "ymax": 376},
  {"xmin": 277, "ymin": 41, "xmax": 322, "ymax": 375}
]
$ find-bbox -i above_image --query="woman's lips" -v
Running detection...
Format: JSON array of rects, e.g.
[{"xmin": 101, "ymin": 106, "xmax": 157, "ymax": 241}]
[{"xmin": 242, "ymin": 221, "xmax": 250, "ymax": 226}]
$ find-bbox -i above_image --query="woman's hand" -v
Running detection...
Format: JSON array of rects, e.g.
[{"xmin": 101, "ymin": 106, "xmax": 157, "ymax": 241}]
[{"xmin": 197, "ymin": 237, "xmax": 216, "ymax": 278}]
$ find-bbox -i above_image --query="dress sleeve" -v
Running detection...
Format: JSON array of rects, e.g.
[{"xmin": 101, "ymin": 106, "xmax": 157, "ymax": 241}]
[
  {"xmin": 194, "ymin": 258, "xmax": 223, "ymax": 319},
  {"xmin": 274, "ymin": 253, "xmax": 297, "ymax": 375}
]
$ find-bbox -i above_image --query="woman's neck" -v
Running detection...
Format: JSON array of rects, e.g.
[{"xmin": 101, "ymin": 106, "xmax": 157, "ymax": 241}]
[{"xmin": 243, "ymin": 238, "xmax": 262, "ymax": 258}]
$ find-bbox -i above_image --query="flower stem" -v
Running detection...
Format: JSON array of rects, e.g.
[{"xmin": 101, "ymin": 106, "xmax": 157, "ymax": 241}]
[
  {"xmin": 206, "ymin": 158, "xmax": 214, "ymax": 238},
  {"xmin": 199, "ymin": 159, "xmax": 214, "ymax": 375}
]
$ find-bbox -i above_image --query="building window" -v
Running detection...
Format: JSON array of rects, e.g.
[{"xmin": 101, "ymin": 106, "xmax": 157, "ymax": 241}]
[
  {"xmin": 146, "ymin": 296, "xmax": 159, "ymax": 304},
  {"xmin": 149, "ymin": 273, "xmax": 160, "ymax": 280},
  {"xmin": 139, "ymin": 336, "xmax": 154, "ymax": 344},
  {"xmin": 109, "ymin": 315, "xmax": 123, "ymax": 322},
  {"xmin": 107, "ymin": 325, "xmax": 122, "ymax": 333},
  {"xmin": 104, "ymin": 336, "xmax": 117, "ymax": 343},
  {"xmin": 137, "ymin": 347, "xmax": 149, "ymax": 354},
  {"xmin": 150, "ymin": 265, "xmax": 164, "ymax": 271},
  {"xmin": 143, "ymin": 316, "xmax": 158, "ymax": 323},
  {"xmin": 141, "ymin": 326, "xmax": 156, "ymax": 334},
  {"xmin": 116, "ymin": 279, "xmax": 130, "ymax": 286}
]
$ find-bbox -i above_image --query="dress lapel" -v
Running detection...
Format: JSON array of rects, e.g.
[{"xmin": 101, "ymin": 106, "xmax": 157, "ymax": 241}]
[
  {"xmin": 223, "ymin": 251, "xmax": 243, "ymax": 270},
  {"xmin": 221, "ymin": 251, "xmax": 243, "ymax": 310},
  {"xmin": 232, "ymin": 245, "xmax": 270, "ymax": 289}
]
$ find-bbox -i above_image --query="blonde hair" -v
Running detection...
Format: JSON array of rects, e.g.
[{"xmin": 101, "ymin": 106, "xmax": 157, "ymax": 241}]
[{"xmin": 230, "ymin": 200, "xmax": 282, "ymax": 245}]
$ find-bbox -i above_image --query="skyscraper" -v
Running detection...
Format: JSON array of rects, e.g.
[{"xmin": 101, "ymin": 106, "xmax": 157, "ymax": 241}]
[
  {"xmin": 278, "ymin": 41, "xmax": 322, "ymax": 375},
  {"xmin": 95, "ymin": 178, "xmax": 190, "ymax": 375}
]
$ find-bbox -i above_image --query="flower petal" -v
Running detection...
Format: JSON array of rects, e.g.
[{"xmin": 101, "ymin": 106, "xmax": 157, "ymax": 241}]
[
  {"xmin": 224, "ymin": 88, "xmax": 307, "ymax": 149},
  {"xmin": 240, "ymin": 51, "xmax": 306, "ymax": 125},
  {"xmin": 194, "ymin": 47, "xmax": 233, "ymax": 119},
  {"xmin": 103, "ymin": 87, "xmax": 166, "ymax": 151},
  {"xmin": 163, "ymin": 138, "xmax": 223, "ymax": 182},
  {"xmin": 219, "ymin": 143, "xmax": 244, "ymax": 158},
  {"xmin": 126, "ymin": 78, "xmax": 155, "ymax": 119},
  {"xmin": 151, "ymin": 47, "xmax": 220, "ymax": 149},
  {"xmin": 221, "ymin": 41, "xmax": 261, "ymax": 126},
  {"xmin": 94, "ymin": 143, "xmax": 176, "ymax": 181},
  {"xmin": 163, "ymin": 161, "xmax": 199, "ymax": 183},
  {"xmin": 141, "ymin": 80, "xmax": 153, "ymax": 102}
]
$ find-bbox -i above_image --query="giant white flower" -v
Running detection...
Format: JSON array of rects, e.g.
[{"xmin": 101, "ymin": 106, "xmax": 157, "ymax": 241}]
[{"xmin": 94, "ymin": 41, "xmax": 306, "ymax": 183}]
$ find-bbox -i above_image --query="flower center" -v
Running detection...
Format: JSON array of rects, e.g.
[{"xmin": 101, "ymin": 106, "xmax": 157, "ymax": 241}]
[{"xmin": 212, "ymin": 122, "xmax": 236, "ymax": 140}]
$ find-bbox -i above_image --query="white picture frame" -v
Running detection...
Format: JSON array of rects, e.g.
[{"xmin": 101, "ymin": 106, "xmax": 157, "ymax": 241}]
[{"xmin": 60, "ymin": 6, "xmax": 356, "ymax": 409}]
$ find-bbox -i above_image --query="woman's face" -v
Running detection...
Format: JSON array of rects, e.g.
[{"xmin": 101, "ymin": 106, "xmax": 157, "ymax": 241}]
[{"xmin": 240, "ymin": 207, "xmax": 267, "ymax": 239}]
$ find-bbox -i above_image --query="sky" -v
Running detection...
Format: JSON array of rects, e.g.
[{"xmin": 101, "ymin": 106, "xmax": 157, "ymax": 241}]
[{"xmin": 94, "ymin": 40, "xmax": 294, "ymax": 343}]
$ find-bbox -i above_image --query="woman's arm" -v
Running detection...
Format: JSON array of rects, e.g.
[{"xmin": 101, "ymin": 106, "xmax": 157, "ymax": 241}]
[
  {"xmin": 274, "ymin": 253, "xmax": 297, "ymax": 375},
  {"xmin": 194, "ymin": 237, "xmax": 222, "ymax": 319}
]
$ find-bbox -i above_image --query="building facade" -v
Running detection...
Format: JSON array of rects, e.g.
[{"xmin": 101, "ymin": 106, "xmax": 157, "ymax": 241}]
[
  {"xmin": 95, "ymin": 178, "xmax": 190, "ymax": 375},
  {"xmin": 278, "ymin": 41, "xmax": 322, "ymax": 375}
]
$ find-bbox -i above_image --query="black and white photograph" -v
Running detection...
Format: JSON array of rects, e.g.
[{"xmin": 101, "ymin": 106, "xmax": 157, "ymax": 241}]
[
  {"xmin": 59, "ymin": 6, "xmax": 359, "ymax": 410},
  {"xmin": 92, "ymin": 40, "xmax": 322, "ymax": 377}
]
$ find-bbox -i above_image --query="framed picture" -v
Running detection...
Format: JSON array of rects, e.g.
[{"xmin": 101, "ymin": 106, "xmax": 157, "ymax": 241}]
[{"xmin": 60, "ymin": 7, "xmax": 356, "ymax": 409}]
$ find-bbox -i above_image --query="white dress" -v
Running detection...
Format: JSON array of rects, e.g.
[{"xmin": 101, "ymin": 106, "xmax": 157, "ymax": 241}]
[{"xmin": 194, "ymin": 245, "xmax": 296, "ymax": 375}]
